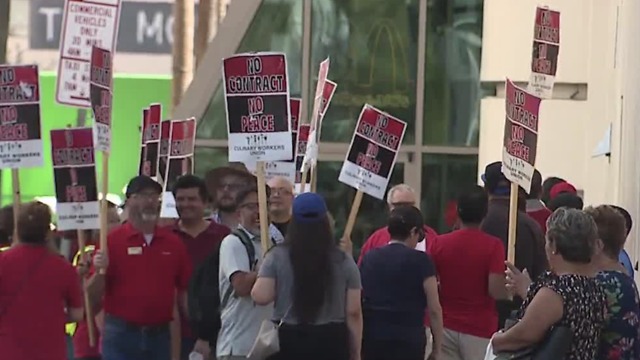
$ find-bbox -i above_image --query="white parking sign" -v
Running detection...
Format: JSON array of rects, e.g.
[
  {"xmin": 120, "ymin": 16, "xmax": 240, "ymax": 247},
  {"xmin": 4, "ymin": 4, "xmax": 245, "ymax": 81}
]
[{"xmin": 55, "ymin": 0, "xmax": 121, "ymax": 108}]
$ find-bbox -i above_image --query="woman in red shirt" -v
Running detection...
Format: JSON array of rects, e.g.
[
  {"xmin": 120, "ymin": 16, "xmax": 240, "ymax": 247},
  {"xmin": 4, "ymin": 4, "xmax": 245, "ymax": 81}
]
[{"xmin": 0, "ymin": 201, "xmax": 83, "ymax": 360}]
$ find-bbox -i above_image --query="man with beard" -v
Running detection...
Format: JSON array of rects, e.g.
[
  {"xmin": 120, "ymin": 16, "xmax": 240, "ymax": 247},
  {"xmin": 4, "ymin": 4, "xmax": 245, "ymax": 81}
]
[
  {"xmin": 266, "ymin": 176, "xmax": 294, "ymax": 237},
  {"xmin": 205, "ymin": 164, "xmax": 255, "ymax": 229},
  {"xmin": 170, "ymin": 174, "xmax": 230, "ymax": 359},
  {"xmin": 87, "ymin": 176, "xmax": 192, "ymax": 360}
]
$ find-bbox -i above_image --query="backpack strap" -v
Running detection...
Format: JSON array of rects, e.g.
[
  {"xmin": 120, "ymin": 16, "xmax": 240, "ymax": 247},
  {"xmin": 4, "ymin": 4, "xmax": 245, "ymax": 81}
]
[
  {"xmin": 220, "ymin": 229, "xmax": 257, "ymax": 309},
  {"xmin": 231, "ymin": 229, "xmax": 256, "ymax": 268}
]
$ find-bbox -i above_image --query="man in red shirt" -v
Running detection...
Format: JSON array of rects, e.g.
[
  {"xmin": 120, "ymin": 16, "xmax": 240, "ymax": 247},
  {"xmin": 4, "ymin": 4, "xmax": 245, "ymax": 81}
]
[
  {"xmin": 525, "ymin": 169, "xmax": 552, "ymax": 234},
  {"xmin": 431, "ymin": 185, "xmax": 507, "ymax": 359},
  {"xmin": 170, "ymin": 174, "xmax": 230, "ymax": 359},
  {"xmin": 88, "ymin": 176, "xmax": 192, "ymax": 360},
  {"xmin": 358, "ymin": 184, "xmax": 438, "ymax": 265}
]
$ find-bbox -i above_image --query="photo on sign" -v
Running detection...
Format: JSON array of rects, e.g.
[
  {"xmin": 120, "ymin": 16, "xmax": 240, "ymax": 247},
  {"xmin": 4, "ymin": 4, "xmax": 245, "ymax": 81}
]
[
  {"xmin": 139, "ymin": 142, "xmax": 159, "ymax": 178},
  {"xmin": 165, "ymin": 156, "xmax": 193, "ymax": 193},
  {"xmin": 54, "ymin": 167, "xmax": 99, "ymax": 204}
]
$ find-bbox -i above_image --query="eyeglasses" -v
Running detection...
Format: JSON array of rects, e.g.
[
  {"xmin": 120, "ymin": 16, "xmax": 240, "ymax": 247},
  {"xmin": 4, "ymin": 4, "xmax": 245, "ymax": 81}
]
[{"xmin": 390, "ymin": 201, "xmax": 415, "ymax": 208}]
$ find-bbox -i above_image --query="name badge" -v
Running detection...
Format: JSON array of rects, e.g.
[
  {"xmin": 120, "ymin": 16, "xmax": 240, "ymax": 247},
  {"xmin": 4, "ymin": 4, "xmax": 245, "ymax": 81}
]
[{"xmin": 127, "ymin": 246, "xmax": 143, "ymax": 255}]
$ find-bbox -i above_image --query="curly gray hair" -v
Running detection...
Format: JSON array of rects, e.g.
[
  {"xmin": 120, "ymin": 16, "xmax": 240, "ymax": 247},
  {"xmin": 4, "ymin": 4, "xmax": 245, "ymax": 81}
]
[{"xmin": 545, "ymin": 207, "xmax": 598, "ymax": 264}]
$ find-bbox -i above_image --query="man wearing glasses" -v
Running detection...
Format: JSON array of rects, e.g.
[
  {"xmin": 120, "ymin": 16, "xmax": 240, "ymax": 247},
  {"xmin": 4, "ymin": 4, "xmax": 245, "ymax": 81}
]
[
  {"xmin": 87, "ymin": 175, "xmax": 192, "ymax": 360},
  {"xmin": 267, "ymin": 176, "xmax": 295, "ymax": 239},
  {"xmin": 357, "ymin": 184, "xmax": 438, "ymax": 265},
  {"xmin": 217, "ymin": 184, "xmax": 274, "ymax": 360}
]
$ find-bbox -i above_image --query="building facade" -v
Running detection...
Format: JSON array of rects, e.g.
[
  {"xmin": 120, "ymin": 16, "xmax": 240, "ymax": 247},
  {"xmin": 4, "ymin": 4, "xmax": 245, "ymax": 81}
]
[
  {"xmin": 183, "ymin": 0, "xmax": 640, "ymax": 265},
  {"xmin": 178, "ymin": 0, "xmax": 483, "ymax": 246},
  {"xmin": 480, "ymin": 0, "xmax": 639, "ymax": 269}
]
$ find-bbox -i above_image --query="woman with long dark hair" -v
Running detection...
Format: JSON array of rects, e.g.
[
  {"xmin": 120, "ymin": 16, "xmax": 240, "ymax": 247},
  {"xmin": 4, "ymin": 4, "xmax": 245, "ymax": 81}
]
[{"xmin": 252, "ymin": 193, "xmax": 362, "ymax": 360}]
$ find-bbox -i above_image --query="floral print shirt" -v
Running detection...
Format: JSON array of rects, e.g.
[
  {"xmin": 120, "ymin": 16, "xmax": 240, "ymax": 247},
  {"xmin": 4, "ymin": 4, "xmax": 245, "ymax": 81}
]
[
  {"xmin": 517, "ymin": 271, "xmax": 607, "ymax": 360},
  {"xmin": 596, "ymin": 270, "xmax": 640, "ymax": 360}
]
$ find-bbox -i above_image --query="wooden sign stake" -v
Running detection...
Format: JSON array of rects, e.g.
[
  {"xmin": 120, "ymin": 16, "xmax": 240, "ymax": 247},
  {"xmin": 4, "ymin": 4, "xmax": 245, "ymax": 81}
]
[
  {"xmin": 11, "ymin": 169, "xmax": 20, "ymax": 244},
  {"xmin": 98, "ymin": 154, "xmax": 109, "ymax": 274},
  {"xmin": 77, "ymin": 229, "xmax": 96, "ymax": 347},
  {"xmin": 256, "ymin": 161, "xmax": 270, "ymax": 255},
  {"xmin": 299, "ymin": 168, "xmax": 309, "ymax": 194},
  {"xmin": 343, "ymin": 190, "xmax": 364, "ymax": 238}
]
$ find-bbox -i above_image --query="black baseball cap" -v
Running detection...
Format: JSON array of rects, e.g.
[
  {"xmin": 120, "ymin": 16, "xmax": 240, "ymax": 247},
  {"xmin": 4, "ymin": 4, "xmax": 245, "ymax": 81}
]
[
  {"xmin": 482, "ymin": 161, "xmax": 510, "ymax": 195},
  {"xmin": 125, "ymin": 175, "xmax": 162, "ymax": 198}
]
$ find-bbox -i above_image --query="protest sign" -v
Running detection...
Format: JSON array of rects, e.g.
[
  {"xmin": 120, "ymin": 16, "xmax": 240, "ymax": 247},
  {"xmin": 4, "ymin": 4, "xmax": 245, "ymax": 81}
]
[
  {"xmin": 527, "ymin": 6, "xmax": 560, "ymax": 99},
  {"xmin": 157, "ymin": 120, "xmax": 171, "ymax": 186},
  {"xmin": 301, "ymin": 58, "xmax": 330, "ymax": 176},
  {"xmin": 338, "ymin": 104, "xmax": 406, "ymax": 200},
  {"xmin": 160, "ymin": 118, "xmax": 195, "ymax": 218},
  {"xmin": 502, "ymin": 79, "xmax": 542, "ymax": 193},
  {"xmin": 222, "ymin": 52, "xmax": 292, "ymax": 162},
  {"xmin": 295, "ymin": 124, "xmax": 310, "ymax": 185},
  {"xmin": 89, "ymin": 47, "xmax": 113, "ymax": 152},
  {"xmin": 138, "ymin": 108, "xmax": 149, "ymax": 175},
  {"xmin": 51, "ymin": 127, "xmax": 99, "ymax": 230},
  {"xmin": 56, "ymin": 0, "xmax": 122, "ymax": 108},
  {"xmin": 0, "ymin": 65, "xmax": 43, "ymax": 168},
  {"xmin": 138, "ymin": 104, "xmax": 161, "ymax": 179},
  {"xmin": 318, "ymin": 79, "xmax": 337, "ymax": 136},
  {"xmin": 245, "ymin": 98, "xmax": 301, "ymax": 183}
]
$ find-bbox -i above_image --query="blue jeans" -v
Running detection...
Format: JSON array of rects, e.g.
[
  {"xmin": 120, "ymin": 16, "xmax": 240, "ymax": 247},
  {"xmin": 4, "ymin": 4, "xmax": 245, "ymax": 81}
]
[{"xmin": 102, "ymin": 316, "xmax": 170, "ymax": 360}]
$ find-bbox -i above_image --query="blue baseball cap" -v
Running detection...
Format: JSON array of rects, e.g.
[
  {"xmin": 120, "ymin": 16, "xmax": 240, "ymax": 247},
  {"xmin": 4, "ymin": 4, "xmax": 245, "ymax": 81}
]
[{"xmin": 292, "ymin": 193, "xmax": 328, "ymax": 223}]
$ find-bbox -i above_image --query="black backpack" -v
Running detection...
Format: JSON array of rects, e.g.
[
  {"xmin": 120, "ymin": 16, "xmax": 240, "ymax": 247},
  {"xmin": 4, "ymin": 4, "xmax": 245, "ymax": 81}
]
[{"xmin": 187, "ymin": 229, "xmax": 256, "ymax": 344}]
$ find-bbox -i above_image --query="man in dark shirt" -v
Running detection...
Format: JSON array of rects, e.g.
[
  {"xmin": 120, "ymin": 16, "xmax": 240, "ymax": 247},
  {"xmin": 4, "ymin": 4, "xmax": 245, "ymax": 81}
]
[
  {"xmin": 525, "ymin": 169, "xmax": 552, "ymax": 234},
  {"xmin": 480, "ymin": 161, "xmax": 548, "ymax": 328},
  {"xmin": 171, "ymin": 175, "xmax": 230, "ymax": 359},
  {"xmin": 360, "ymin": 205, "xmax": 443, "ymax": 360}
]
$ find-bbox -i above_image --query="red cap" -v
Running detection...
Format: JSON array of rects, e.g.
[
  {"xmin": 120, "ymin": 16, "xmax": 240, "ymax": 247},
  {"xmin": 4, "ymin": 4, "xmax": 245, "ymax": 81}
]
[{"xmin": 550, "ymin": 182, "xmax": 577, "ymax": 200}]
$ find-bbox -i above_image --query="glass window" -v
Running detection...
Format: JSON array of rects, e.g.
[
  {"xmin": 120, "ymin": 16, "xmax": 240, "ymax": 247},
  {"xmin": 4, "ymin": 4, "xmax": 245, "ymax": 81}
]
[
  {"xmin": 310, "ymin": 0, "xmax": 419, "ymax": 143},
  {"xmin": 197, "ymin": 0, "xmax": 304, "ymax": 140},
  {"xmin": 421, "ymin": 153, "xmax": 478, "ymax": 232},
  {"xmin": 316, "ymin": 160, "xmax": 404, "ymax": 258},
  {"xmin": 193, "ymin": 147, "xmax": 229, "ymax": 177},
  {"xmin": 424, "ymin": 0, "xmax": 485, "ymax": 146}
]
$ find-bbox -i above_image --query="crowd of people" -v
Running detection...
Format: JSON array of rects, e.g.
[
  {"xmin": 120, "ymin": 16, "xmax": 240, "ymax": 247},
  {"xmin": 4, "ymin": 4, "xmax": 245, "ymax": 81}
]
[{"xmin": 0, "ymin": 159, "xmax": 638, "ymax": 360}]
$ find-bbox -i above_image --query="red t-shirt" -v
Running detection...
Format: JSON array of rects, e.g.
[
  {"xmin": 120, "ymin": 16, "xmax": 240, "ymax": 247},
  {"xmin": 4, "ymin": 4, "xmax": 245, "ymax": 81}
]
[
  {"xmin": 430, "ymin": 228, "xmax": 505, "ymax": 338},
  {"xmin": 0, "ymin": 245, "xmax": 82, "ymax": 360},
  {"xmin": 101, "ymin": 223, "xmax": 192, "ymax": 326},
  {"xmin": 73, "ymin": 318, "xmax": 101, "ymax": 357},
  {"xmin": 171, "ymin": 221, "xmax": 230, "ymax": 339},
  {"xmin": 527, "ymin": 207, "xmax": 552, "ymax": 235}
]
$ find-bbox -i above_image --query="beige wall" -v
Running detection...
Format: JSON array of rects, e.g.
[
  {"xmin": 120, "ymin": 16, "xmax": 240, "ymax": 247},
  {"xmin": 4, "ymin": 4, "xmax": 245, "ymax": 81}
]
[{"xmin": 479, "ymin": 0, "xmax": 640, "ymax": 272}]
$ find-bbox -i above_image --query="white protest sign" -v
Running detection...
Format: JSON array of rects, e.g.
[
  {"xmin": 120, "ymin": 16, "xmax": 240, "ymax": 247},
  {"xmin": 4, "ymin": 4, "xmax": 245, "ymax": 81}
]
[{"xmin": 55, "ymin": 0, "xmax": 122, "ymax": 108}]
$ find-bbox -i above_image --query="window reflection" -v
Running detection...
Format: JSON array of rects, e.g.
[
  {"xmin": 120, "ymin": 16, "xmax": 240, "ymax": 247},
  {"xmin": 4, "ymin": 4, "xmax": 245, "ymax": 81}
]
[
  {"xmin": 424, "ymin": 0, "xmax": 485, "ymax": 146},
  {"xmin": 197, "ymin": 0, "xmax": 303, "ymax": 140},
  {"xmin": 421, "ymin": 154, "xmax": 478, "ymax": 232},
  {"xmin": 316, "ymin": 161, "xmax": 404, "ymax": 258},
  {"xmin": 193, "ymin": 147, "xmax": 228, "ymax": 177},
  {"xmin": 310, "ymin": 0, "xmax": 419, "ymax": 143}
]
